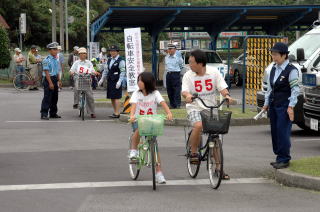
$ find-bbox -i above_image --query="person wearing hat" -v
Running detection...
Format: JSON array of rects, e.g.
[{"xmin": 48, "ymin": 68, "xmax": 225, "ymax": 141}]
[
  {"xmin": 40, "ymin": 42, "xmax": 62, "ymax": 120},
  {"xmin": 68, "ymin": 46, "xmax": 80, "ymax": 89},
  {"xmin": 13, "ymin": 48, "xmax": 25, "ymax": 88},
  {"xmin": 165, "ymin": 43, "xmax": 184, "ymax": 109},
  {"xmin": 70, "ymin": 47, "xmax": 99, "ymax": 118},
  {"xmin": 262, "ymin": 42, "xmax": 299, "ymax": 169},
  {"xmin": 57, "ymin": 46, "xmax": 64, "ymax": 90},
  {"xmin": 98, "ymin": 45, "xmax": 126, "ymax": 118},
  {"xmin": 27, "ymin": 45, "xmax": 39, "ymax": 90}
]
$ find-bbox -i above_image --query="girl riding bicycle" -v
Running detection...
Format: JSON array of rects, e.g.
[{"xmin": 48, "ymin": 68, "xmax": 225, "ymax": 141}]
[{"xmin": 128, "ymin": 72, "xmax": 173, "ymax": 184}]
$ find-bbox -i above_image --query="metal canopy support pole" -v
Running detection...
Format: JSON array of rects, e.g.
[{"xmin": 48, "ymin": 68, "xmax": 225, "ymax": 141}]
[
  {"xmin": 151, "ymin": 34, "xmax": 159, "ymax": 79},
  {"xmin": 147, "ymin": 9, "xmax": 181, "ymax": 79}
]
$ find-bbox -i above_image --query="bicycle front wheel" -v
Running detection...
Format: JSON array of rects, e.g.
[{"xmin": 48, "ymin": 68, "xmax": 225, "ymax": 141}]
[
  {"xmin": 150, "ymin": 137, "xmax": 157, "ymax": 190},
  {"xmin": 13, "ymin": 74, "xmax": 31, "ymax": 91},
  {"xmin": 80, "ymin": 92, "xmax": 85, "ymax": 121},
  {"xmin": 128, "ymin": 136, "xmax": 140, "ymax": 180},
  {"xmin": 186, "ymin": 130, "xmax": 201, "ymax": 178},
  {"xmin": 208, "ymin": 137, "xmax": 223, "ymax": 189}
]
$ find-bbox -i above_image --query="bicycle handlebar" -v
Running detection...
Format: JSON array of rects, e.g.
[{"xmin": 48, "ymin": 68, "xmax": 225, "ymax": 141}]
[{"xmin": 191, "ymin": 93, "xmax": 229, "ymax": 109}]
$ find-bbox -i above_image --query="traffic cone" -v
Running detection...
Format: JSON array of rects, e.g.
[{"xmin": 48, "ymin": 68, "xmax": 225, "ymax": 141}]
[{"xmin": 122, "ymin": 92, "xmax": 131, "ymax": 114}]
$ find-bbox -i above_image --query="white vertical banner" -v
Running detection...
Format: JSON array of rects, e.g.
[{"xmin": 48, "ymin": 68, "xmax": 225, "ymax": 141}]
[
  {"xmin": 124, "ymin": 28, "xmax": 143, "ymax": 92},
  {"xmin": 89, "ymin": 42, "xmax": 100, "ymax": 59},
  {"xmin": 20, "ymin": 13, "xmax": 26, "ymax": 34}
]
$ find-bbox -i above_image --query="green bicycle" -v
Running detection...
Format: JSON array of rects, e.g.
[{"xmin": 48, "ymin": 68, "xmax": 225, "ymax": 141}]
[{"xmin": 128, "ymin": 115, "xmax": 165, "ymax": 191}]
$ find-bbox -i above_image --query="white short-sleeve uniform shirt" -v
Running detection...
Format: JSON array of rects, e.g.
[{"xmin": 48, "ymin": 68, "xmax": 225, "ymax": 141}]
[
  {"xmin": 182, "ymin": 66, "xmax": 228, "ymax": 113},
  {"xmin": 129, "ymin": 90, "xmax": 165, "ymax": 117}
]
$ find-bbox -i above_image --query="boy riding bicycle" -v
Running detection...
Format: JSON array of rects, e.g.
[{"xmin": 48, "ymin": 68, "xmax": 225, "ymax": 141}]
[
  {"xmin": 128, "ymin": 72, "xmax": 173, "ymax": 184},
  {"xmin": 181, "ymin": 49, "xmax": 232, "ymax": 180}
]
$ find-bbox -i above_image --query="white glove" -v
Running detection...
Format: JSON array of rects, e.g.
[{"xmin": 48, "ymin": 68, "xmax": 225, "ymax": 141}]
[
  {"xmin": 116, "ymin": 80, "xmax": 122, "ymax": 89},
  {"xmin": 98, "ymin": 79, "xmax": 104, "ymax": 87}
]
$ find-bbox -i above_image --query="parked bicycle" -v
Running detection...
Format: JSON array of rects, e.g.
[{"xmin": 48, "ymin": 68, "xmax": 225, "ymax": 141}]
[
  {"xmin": 128, "ymin": 114, "xmax": 165, "ymax": 191},
  {"xmin": 185, "ymin": 94, "xmax": 232, "ymax": 189},
  {"xmin": 13, "ymin": 67, "xmax": 42, "ymax": 91}
]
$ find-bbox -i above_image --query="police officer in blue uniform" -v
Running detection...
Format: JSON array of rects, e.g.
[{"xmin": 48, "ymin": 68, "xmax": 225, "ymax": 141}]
[
  {"xmin": 263, "ymin": 42, "xmax": 299, "ymax": 169},
  {"xmin": 40, "ymin": 42, "xmax": 62, "ymax": 120}
]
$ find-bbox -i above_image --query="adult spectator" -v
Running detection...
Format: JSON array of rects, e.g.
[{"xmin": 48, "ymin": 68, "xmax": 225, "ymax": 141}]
[
  {"xmin": 165, "ymin": 43, "xmax": 184, "ymax": 109},
  {"xmin": 28, "ymin": 45, "xmax": 39, "ymax": 90},
  {"xmin": 68, "ymin": 46, "xmax": 79, "ymax": 89}
]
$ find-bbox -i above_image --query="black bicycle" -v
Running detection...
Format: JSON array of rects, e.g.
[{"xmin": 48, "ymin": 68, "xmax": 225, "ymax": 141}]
[{"xmin": 185, "ymin": 94, "xmax": 232, "ymax": 189}]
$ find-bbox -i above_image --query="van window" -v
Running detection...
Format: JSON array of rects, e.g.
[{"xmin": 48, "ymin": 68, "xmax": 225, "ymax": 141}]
[{"xmin": 289, "ymin": 33, "xmax": 320, "ymax": 60}]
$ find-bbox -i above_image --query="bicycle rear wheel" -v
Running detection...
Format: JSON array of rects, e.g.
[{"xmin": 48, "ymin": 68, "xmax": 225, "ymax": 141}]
[
  {"xmin": 128, "ymin": 136, "xmax": 140, "ymax": 180},
  {"xmin": 186, "ymin": 130, "xmax": 201, "ymax": 178},
  {"xmin": 208, "ymin": 137, "xmax": 223, "ymax": 189},
  {"xmin": 150, "ymin": 137, "xmax": 157, "ymax": 190},
  {"xmin": 13, "ymin": 74, "xmax": 31, "ymax": 91}
]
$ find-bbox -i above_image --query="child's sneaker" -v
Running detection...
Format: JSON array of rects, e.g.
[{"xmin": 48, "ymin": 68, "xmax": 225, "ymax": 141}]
[
  {"xmin": 128, "ymin": 150, "xmax": 138, "ymax": 163},
  {"xmin": 156, "ymin": 172, "xmax": 166, "ymax": 184}
]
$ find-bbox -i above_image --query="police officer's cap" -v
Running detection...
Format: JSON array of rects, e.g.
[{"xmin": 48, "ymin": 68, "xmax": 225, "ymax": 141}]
[
  {"xmin": 167, "ymin": 43, "xmax": 177, "ymax": 49},
  {"xmin": 270, "ymin": 42, "xmax": 289, "ymax": 54},
  {"xmin": 108, "ymin": 45, "xmax": 120, "ymax": 51},
  {"xmin": 73, "ymin": 46, "xmax": 79, "ymax": 51},
  {"xmin": 30, "ymin": 45, "xmax": 37, "ymax": 49},
  {"xmin": 46, "ymin": 42, "xmax": 59, "ymax": 49}
]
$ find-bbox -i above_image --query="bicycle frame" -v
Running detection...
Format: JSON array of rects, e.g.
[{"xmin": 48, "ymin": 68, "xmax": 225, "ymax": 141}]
[{"xmin": 136, "ymin": 136, "xmax": 158, "ymax": 170}]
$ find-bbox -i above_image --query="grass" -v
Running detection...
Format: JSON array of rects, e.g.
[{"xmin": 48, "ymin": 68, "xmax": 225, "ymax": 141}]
[
  {"xmin": 289, "ymin": 157, "xmax": 320, "ymax": 177},
  {"xmin": 0, "ymin": 79, "xmax": 11, "ymax": 84},
  {"xmin": 158, "ymin": 106, "xmax": 257, "ymax": 119}
]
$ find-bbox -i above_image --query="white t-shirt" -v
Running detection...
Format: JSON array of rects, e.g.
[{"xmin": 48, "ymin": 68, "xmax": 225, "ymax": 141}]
[
  {"xmin": 182, "ymin": 66, "xmax": 228, "ymax": 113},
  {"xmin": 70, "ymin": 60, "xmax": 95, "ymax": 75},
  {"xmin": 129, "ymin": 90, "xmax": 165, "ymax": 117}
]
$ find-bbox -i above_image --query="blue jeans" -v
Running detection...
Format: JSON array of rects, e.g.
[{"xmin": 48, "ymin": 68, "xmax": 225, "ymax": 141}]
[{"xmin": 16, "ymin": 65, "xmax": 25, "ymax": 88}]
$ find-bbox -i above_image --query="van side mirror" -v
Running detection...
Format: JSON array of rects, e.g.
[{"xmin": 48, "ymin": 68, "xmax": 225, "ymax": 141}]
[{"xmin": 297, "ymin": 48, "xmax": 305, "ymax": 61}]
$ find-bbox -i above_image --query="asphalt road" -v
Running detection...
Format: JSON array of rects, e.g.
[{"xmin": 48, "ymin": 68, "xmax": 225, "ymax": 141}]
[{"xmin": 0, "ymin": 88, "xmax": 319, "ymax": 212}]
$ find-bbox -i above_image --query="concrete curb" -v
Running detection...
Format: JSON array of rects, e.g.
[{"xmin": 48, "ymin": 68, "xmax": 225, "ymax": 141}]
[
  {"xmin": 275, "ymin": 168, "xmax": 320, "ymax": 191},
  {"xmin": 118, "ymin": 114, "xmax": 269, "ymax": 127},
  {"xmin": 0, "ymin": 84, "xmax": 12, "ymax": 88}
]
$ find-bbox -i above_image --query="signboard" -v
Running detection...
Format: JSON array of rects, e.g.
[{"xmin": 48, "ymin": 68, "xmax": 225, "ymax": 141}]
[
  {"xmin": 169, "ymin": 31, "xmax": 248, "ymax": 39},
  {"xmin": 89, "ymin": 42, "xmax": 100, "ymax": 59},
  {"xmin": 124, "ymin": 27, "xmax": 143, "ymax": 92},
  {"xmin": 20, "ymin": 13, "xmax": 26, "ymax": 34}
]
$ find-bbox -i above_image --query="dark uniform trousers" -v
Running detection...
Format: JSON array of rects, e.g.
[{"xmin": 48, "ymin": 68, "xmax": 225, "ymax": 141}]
[
  {"xmin": 268, "ymin": 64, "xmax": 295, "ymax": 163},
  {"xmin": 166, "ymin": 72, "xmax": 181, "ymax": 108},
  {"xmin": 269, "ymin": 103, "xmax": 292, "ymax": 163},
  {"xmin": 40, "ymin": 76, "xmax": 59, "ymax": 117}
]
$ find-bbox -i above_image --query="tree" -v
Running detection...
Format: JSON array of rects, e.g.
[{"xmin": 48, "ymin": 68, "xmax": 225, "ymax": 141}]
[{"xmin": 0, "ymin": 26, "xmax": 11, "ymax": 69}]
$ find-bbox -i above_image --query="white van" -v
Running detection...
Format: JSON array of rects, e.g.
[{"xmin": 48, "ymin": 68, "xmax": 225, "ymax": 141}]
[{"xmin": 257, "ymin": 23, "xmax": 320, "ymax": 130}]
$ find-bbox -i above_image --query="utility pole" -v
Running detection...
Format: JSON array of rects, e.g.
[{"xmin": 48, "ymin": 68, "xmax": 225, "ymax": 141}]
[
  {"xmin": 65, "ymin": 0, "xmax": 69, "ymax": 52},
  {"xmin": 59, "ymin": 0, "xmax": 64, "ymax": 50},
  {"xmin": 87, "ymin": 0, "xmax": 90, "ymax": 57},
  {"xmin": 52, "ymin": 0, "xmax": 57, "ymax": 42}
]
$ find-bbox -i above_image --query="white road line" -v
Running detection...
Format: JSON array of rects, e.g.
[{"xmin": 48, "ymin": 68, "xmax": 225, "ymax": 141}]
[
  {"xmin": 294, "ymin": 138, "xmax": 320, "ymax": 142},
  {"xmin": 5, "ymin": 120, "xmax": 114, "ymax": 123},
  {"xmin": 0, "ymin": 178, "xmax": 272, "ymax": 192}
]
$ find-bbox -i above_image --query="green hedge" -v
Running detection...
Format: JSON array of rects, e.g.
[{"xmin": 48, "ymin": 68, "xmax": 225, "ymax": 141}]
[{"xmin": 0, "ymin": 27, "xmax": 11, "ymax": 69}]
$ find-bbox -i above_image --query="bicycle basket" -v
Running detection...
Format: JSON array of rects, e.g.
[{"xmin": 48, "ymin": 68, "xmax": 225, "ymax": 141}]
[
  {"xmin": 137, "ymin": 115, "xmax": 165, "ymax": 136},
  {"xmin": 75, "ymin": 75, "xmax": 91, "ymax": 91},
  {"xmin": 200, "ymin": 110, "xmax": 232, "ymax": 134}
]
